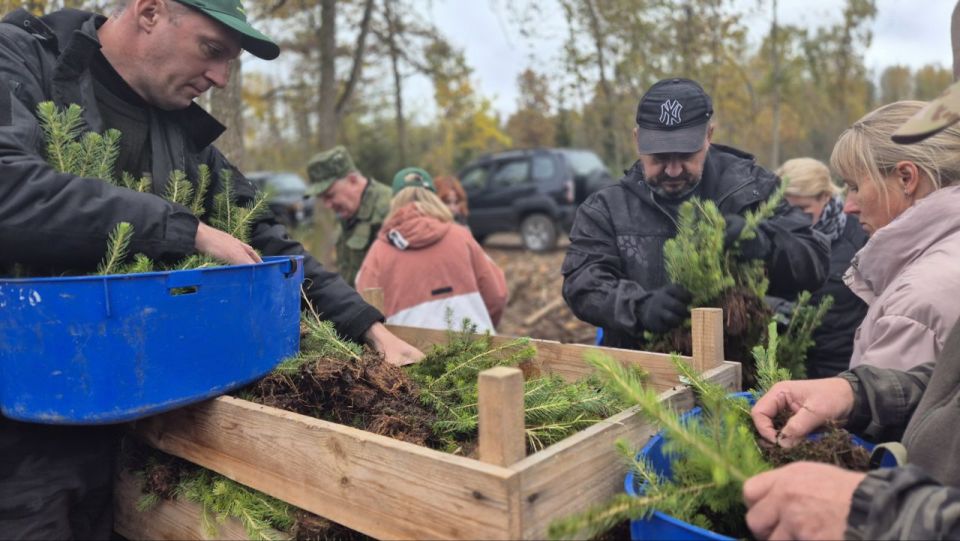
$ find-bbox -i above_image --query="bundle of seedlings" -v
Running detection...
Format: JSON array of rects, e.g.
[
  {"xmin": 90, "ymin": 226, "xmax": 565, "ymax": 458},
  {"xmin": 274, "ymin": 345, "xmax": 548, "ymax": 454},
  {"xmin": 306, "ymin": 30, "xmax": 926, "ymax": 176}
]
[
  {"xmin": 11, "ymin": 101, "xmax": 268, "ymax": 279},
  {"xmin": 405, "ymin": 319, "xmax": 638, "ymax": 454},
  {"xmin": 648, "ymin": 189, "xmax": 833, "ymax": 385},
  {"xmin": 237, "ymin": 308, "xmax": 441, "ymax": 447},
  {"xmin": 549, "ymin": 323, "xmax": 871, "ymax": 539}
]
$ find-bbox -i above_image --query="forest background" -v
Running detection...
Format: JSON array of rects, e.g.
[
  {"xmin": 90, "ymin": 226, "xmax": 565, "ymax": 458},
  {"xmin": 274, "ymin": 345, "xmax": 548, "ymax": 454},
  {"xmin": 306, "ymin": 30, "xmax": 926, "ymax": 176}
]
[{"xmin": 4, "ymin": 0, "xmax": 956, "ymax": 184}]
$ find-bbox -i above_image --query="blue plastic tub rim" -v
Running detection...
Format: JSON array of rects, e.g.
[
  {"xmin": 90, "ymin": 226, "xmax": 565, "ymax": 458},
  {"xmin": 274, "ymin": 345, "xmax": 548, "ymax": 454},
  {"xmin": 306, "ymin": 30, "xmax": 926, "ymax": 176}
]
[
  {"xmin": 0, "ymin": 255, "xmax": 302, "ymax": 284},
  {"xmin": 624, "ymin": 391, "xmax": 891, "ymax": 541}
]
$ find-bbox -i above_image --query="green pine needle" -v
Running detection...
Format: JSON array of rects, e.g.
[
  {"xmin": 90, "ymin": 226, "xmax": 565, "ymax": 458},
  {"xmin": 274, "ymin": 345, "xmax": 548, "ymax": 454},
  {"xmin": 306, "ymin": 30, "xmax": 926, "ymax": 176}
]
[{"xmin": 97, "ymin": 222, "xmax": 134, "ymax": 275}]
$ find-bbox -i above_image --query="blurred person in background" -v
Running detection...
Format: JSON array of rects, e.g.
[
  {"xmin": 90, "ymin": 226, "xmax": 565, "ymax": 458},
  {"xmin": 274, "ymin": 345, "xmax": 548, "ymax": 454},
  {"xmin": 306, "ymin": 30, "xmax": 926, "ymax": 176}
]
[
  {"xmin": 769, "ymin": 157, "xmax": 868, "ymax": 378},
  {"xmin": 356, "ymin": 168, "xmax": 507, "ymax": 333},
  {"xmin": 434, "ymin": 174, "xmax": 470, "ymax": 226},
  {"xmin": 307, "ymin": 145, "xmax": 391, "ymax": 287}
]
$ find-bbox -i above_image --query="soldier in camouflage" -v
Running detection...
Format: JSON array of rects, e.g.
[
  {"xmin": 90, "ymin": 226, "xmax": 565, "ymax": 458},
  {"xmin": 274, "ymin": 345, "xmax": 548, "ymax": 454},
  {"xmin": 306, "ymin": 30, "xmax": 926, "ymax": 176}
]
[
  {"xmin": 742, "ymin": 84, "xmax": 960, "ymax": 540},
  {"xmin": 307, "ymin": 146, "xmax": 392, "ymax": 287}
]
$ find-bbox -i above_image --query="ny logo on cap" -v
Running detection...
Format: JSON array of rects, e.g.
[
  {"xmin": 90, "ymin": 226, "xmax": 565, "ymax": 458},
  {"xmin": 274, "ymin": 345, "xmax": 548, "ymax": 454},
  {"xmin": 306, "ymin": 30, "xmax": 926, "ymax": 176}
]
[{"xmin": 660, "ymin": 99, "xmax": 683, "ymax": 126}]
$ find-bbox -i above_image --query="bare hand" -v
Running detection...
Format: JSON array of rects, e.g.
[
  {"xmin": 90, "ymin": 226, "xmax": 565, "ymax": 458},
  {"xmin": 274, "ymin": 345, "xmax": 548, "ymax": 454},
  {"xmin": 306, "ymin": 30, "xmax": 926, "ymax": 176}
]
[
  {"xmin": 744, "ymin": 462, "xmax": 866, "ymax": 540},
  {"xmin": 752, "ymin": 378, "xmax": 855, "ymax": 448},
  {"xmin": 194, "ymin": 222, "xmax": 261, "ymax": 265},
  {"xmin": 364, "ymin": 322, "xmax": 425, "ymax": 367}
]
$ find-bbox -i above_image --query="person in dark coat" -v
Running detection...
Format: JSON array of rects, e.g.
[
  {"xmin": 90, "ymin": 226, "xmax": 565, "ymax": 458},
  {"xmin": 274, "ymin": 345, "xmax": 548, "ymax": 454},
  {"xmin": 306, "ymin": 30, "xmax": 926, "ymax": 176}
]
[
  {"xmin": 562, "ymin": 78, "xmax": 828, "ymax": 350},
  {"xmin": 0, "ymin": 1, "xmax": 422, "ymax": 538},
  {"xmin": 774, "ymin": 157, "xmax": 868, "ymax": 378}
]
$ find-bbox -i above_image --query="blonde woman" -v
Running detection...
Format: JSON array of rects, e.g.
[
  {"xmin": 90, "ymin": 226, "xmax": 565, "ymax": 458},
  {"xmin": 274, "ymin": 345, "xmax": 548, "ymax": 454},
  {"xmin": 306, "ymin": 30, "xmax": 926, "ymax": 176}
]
[
  {"xmin": 831, "ymin": 100, "xmax": 960, "ymax": 370},
  {"xmin": 356, "ymin": 168, "xmax": 507, "ymax": 333},
  {"xmin": 776, "ymin": 158, "xmax": 868, "ymax": 377}
]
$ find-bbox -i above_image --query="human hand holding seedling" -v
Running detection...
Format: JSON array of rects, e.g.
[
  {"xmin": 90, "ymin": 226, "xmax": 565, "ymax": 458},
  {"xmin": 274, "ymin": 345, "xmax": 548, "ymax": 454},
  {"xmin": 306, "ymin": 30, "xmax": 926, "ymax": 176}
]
[{"xmin": 751, "ymin": 378, "xmax": 855, "ymax": 448}]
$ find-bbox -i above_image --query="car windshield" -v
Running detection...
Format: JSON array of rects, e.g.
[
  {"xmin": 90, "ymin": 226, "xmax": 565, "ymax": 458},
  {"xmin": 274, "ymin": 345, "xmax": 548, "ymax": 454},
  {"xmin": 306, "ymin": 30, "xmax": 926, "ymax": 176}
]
[
  {"xmin": 266, "ymin": 173, "xmax": 307, "ymax": 192},
  {"xmin": 558, "ymin": 150, "xmax": 605, "ymax": 176}
]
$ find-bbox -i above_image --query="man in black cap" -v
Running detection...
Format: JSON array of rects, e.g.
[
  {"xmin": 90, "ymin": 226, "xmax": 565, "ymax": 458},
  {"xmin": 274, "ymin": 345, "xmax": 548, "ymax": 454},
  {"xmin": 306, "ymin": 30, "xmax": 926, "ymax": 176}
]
[
  {"xmin": 0, "ymin": 1, "xmax": 422, "ymax": 538},
  {"xmin": 562, "ymin": 78, "xmax": 828, "ymax": 349}
]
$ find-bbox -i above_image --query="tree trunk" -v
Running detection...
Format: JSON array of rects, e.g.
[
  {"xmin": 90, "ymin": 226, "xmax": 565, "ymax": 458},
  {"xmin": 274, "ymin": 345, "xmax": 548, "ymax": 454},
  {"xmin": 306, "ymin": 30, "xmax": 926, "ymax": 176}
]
[
  {"xmin": 770, "ymin": 0, "xmax": 781, "ymax": 168},
  {"xmin": 335, "ymin": 0, "xmax": 376, "ymax": 117},
  {"xmin": 585, "ymin": 0, "xmax": 619, "ymax": 168},
  {"xmin": 317, "ymin": 0, "xmax": 338, "ymax": 149},
  {"xmin": 209, "ymin": 58, "xmax": 245, "ymax": 169},
  {"xmin": 953, "ymin": 0, "xmax": 960, "ymax": 80},
  {"xmin": 384, "ymin": 0, "xmax": 407, "ymax": 165}
]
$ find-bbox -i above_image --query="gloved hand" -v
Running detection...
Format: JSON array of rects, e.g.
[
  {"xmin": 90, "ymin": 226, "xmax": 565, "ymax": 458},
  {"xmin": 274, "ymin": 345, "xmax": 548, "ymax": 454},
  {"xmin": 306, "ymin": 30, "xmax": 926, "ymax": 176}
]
[
  {"xmin": 638, "ymin": 284, "xmax": 692, "ymax": 334},
  {"xmin": 723, "ymin": 214, "xmax": 772, "ymax": 262}
]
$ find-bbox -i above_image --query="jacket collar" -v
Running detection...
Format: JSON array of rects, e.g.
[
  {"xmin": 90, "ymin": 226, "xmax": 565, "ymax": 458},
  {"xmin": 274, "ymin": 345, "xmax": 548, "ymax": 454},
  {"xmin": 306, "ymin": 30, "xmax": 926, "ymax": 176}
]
[
  {"xmin": 619, "ymin": 144, "xmax": 767, "ymax": 213},
  {"xmin": 9, "ymin": 8, "xmax": 227, "ymax": 149},
  {"xmin": 845, "ymin": 185, "xmax": 960, "ymax": 302}
]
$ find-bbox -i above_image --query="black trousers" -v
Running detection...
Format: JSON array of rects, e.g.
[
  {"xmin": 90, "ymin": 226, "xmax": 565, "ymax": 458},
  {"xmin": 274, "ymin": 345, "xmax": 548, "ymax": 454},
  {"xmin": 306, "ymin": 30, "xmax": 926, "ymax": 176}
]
[{"xmin": 0, "ymin": 417, "xmax": 119, "ymax": 540}]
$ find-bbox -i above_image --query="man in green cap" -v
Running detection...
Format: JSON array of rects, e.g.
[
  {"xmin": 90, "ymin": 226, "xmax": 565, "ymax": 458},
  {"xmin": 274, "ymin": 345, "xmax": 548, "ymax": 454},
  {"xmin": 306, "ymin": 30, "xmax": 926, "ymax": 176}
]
[
  {"xmin": 308, "ymin": 146, "xmax": 392, "ymax": 286},
  {"xmin": 0, "ymin": 1, "xmax": 422, "ymax": 537}
]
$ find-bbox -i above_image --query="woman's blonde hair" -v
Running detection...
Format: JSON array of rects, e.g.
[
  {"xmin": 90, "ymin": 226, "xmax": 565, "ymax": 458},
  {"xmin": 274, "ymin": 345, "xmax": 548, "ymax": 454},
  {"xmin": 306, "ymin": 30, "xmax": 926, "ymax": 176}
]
[
  {"xmin": 830, "ymin": 100, "xmax": 960, "ymax": 204},
  {"xmin": 777, "ymin": 157, "xmax": 839, "ymax": 198},
  {"xmin": 389, "ymin": 187, "xmax": 454, "ymax": 222}
]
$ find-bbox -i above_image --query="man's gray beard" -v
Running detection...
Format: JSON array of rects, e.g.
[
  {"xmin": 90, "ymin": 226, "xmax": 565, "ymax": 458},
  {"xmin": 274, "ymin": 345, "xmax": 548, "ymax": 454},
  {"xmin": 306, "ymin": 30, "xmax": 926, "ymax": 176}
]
[{"xmin": 649, "ymin": 178, "xmax": 701, "ymax": 200}]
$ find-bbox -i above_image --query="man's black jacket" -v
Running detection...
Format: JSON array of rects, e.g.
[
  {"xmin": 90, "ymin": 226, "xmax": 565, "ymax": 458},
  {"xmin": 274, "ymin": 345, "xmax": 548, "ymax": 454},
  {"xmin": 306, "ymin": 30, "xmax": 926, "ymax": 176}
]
[
  {"xmin": 0, "ymin": 9, "xmax": 381, "ymax": 341},
  {"xmin": 561, "ymin": 144, "xmax": 829, "ymax": 350}
]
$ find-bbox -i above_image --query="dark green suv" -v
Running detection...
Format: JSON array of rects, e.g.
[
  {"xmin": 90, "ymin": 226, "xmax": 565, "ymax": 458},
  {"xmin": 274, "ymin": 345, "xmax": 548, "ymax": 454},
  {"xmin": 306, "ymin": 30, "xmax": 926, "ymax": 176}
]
[{"xmin": 457, "ymin": 148, "xmax": 613, "ymax": 251}]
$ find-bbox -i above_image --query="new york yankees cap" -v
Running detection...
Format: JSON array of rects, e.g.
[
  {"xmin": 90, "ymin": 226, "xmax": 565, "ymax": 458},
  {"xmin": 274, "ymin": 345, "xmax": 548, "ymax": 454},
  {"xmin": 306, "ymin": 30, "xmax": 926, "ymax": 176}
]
[{"xmin": 635, "ymin": 78, "xmax": 714, "ymax": 154}]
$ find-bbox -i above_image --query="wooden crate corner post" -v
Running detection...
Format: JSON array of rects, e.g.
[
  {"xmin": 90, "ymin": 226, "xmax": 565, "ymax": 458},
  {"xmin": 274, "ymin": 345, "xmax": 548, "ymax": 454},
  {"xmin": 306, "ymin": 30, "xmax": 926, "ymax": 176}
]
[
  {"xmin": 691, "ymin": 307, "xmax": 724, "ymax": 373},
  {"xmin": 478, "ymin": 366, "xmax": 526, "ymax": 467}
]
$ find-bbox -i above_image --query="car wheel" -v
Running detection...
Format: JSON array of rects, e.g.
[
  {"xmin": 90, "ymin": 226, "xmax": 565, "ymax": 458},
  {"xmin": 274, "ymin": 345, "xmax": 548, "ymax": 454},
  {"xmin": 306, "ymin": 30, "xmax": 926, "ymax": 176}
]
[{"xmin": 520, "ymin": 214, "xmax": 558, "ymax": 252}]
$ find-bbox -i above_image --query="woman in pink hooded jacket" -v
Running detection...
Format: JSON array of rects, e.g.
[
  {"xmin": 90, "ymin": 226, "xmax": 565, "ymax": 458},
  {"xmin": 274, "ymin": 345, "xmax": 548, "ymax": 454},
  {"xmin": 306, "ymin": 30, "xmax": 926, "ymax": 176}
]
[
  {"xmin": 356, "ymin": 168, "xmax": 507, "ymax": 333},
  {"xmin": 831, "ymin": 100, "xmax": 960, "ymax": 370}
]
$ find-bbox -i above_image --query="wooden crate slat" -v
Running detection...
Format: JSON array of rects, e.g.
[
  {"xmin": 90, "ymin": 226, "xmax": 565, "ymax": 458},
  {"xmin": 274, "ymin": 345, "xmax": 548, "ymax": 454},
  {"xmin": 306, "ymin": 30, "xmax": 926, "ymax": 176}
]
[
  {"xmin": 386, "ymin": 324, "xmax": 698, "ymax": 392},
  {"xmin": 514, "ymin": 362, "xmax": 740, "ymax": 539},
  {"xmin": 134, "ymin": 396, "xmax": 521, "ymax": 540}
]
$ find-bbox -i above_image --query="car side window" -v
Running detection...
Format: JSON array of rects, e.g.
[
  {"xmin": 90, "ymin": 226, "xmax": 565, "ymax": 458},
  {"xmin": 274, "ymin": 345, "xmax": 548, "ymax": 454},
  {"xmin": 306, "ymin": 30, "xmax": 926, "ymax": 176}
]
[
  {"xmin": 531, "ymin": 155, "xmax": 557, "ymax": 181},
  {"xmin": 491, "ymin": 159, "xmax": 531, "ymax": 188},
  {"xmin": 461, "ymin": 166, "xmax": 490, "ymax": 191}
]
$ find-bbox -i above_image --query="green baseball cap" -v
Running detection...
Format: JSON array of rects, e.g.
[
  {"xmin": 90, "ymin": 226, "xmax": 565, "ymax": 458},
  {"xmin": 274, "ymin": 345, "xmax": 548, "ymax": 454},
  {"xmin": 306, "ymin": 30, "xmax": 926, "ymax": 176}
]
[
  {"xmin": 306, "ymin": 146, "xmax": 358, "ymax": 195},
  {"xmin": 392, "ymin": 167, "xmax": 436, "ymax": 195},
  {"xmin": 176, "ymin": 0, "xmax": 280, "ymax": 60},
  {"xmin": 892, "ymin": 79, "xmax": 960, "ymax": 144}
]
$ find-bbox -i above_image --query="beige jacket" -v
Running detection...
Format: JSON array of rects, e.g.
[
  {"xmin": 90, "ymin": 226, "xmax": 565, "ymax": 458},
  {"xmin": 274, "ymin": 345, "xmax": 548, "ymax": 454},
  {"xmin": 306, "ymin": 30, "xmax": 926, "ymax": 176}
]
[{"xmin": 846, "ymin": 185, "xmax": 960, "ymax": 370}]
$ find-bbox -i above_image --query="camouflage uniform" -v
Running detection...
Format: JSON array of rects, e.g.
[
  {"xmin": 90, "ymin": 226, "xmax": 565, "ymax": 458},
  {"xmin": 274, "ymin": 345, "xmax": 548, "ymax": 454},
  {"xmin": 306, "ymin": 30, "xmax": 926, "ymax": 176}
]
[
  {"xmin": 307, "ymin": 146, "xmax": 392, "ymax": 287},
  {"xmin": 840, "ymin": 83, "xmax": 960, "ymax": 540},
  {"xmin": 335, "ymin": 180, "xmax": 391, "ymax": 286}
]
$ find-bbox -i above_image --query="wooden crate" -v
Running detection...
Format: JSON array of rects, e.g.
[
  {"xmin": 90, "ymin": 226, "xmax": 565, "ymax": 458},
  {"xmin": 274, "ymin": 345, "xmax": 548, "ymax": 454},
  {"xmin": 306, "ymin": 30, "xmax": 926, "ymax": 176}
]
[{"xmin": 117, "ymin": 308, "xmax": 740, "ymax": 540}]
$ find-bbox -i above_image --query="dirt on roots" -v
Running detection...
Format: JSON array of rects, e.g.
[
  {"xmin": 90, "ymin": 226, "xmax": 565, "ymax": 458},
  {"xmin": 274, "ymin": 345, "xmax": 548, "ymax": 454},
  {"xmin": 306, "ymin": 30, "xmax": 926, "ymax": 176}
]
[{"xmin": 247, "ymin": 345, "xmax": 439, "ymax": 448}]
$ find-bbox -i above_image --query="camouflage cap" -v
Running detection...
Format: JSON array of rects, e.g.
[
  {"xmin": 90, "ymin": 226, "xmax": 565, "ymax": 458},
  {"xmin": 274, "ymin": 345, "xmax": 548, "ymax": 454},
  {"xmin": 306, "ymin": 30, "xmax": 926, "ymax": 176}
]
[
  {"xmin": 892, "ymin": 79, "xmax": 960, "ymax": 144},
  {"xmin": 391, "ymin": 167, "xmax": 436, "ymax": 195},
  {"xmin": 306, "ymin": 146, "xmax": 358, "ymax": 196}
]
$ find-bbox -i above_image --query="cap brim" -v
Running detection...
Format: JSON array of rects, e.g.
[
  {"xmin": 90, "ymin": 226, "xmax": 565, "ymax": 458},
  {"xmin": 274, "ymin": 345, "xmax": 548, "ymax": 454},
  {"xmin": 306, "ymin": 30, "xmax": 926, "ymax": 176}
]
[
  {"xmin": 892, "ymin": 80, "xmax": 960, "ymax": 144},
  {"xmin": 305, "ymin": 182, "xmax": 332, "ymax": 197},
  {"xmin": 204, "ymin": 10, "xmax": 280, "ymax": 60},
  {"xmin": 637, "ymin": 123, "xmax": 709, "ymax": 154}
]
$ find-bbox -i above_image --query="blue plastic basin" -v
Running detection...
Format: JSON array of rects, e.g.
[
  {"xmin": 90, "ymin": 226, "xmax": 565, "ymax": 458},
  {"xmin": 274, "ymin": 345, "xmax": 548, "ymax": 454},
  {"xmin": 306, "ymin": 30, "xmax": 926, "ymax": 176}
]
[
  {"xmin": 625, "ymin": 392, "xmax": 888, "ymax": 540},
  {"xmin": 0, "ymin": 256, "xmax": 303, "ymax": 424}
]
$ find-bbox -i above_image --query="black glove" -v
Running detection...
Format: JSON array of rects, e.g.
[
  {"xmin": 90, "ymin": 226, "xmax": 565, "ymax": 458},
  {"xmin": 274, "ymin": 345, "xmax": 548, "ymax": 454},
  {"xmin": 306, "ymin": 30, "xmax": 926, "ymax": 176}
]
[
  {"xmin": 638, "ymin": 284, "xmax": 693, "ymax": 334},
  {"xmin": 723, "ymin": 214, "xmax": 772, "ymax": 262}
]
